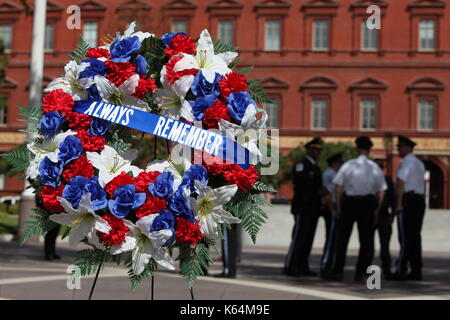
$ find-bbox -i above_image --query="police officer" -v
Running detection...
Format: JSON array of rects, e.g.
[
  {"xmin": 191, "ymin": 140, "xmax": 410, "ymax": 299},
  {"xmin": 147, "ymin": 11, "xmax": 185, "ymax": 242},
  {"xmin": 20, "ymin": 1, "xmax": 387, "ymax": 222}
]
[
  {"xmin": 284, "ymin": 137, "xmax": 324, "ymax": 277},
  {"xmin": 216, "ymin": 224, "xmax": 239, "ymax": 278},
  {"xmin": 329, "ymin": 136, "xmax": 387, "ymax": 281},
  {"xmin": 373, "ymin": 159, "xmax": 396, "ymax": 279},
  {"xmin": 393, "ymin": 136, "xmax": 426, "ymax": 281},
  {"xmin": 320, "ymin": 152, "xmax": 343, "ymax": 278}
]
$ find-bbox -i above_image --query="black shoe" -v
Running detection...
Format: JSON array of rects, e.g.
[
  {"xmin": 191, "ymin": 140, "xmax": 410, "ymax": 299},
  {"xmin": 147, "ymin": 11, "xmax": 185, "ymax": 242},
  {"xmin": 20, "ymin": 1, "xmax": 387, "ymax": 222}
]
[
  {"xmin": 44, "ymin": 255, "xmax": 54, "ymax": 261},
  {"xmin": 52, "ymin": 253, "xmax": 61, "ymax": 260},
  {"xmin": 406, "ymin": 272, "xmax": 422, "ymax": 281},
  {"xmin": 298, "ymin": 269, "xmax": 318, "ymax": 277},
  {"xmin": 390, "ymin": 273, "xmax": 407, "ymax": 281},
  {"xmin": 282, "ymin": 268, "xmax": 300, "ymax": 277},
  {"xmin": 326, "ymin": 272, "xmax": 344, "ymax": 281},
  {"xmin": 214, "ymin": 272, "xmax": 235, "ymax": 279}
]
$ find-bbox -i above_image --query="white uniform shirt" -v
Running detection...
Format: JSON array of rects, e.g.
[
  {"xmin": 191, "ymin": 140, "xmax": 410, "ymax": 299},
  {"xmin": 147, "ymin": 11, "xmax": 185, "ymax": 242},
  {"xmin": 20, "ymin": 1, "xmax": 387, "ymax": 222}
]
[
  {"xmin": 397, "ymin": 153, "xmax": 425, "ymax": 195},
  {"xmin": 322, "ymin": 167, "xmax": 337, "ymax": 203},
  {"xmin": 333, "ymin": 155, "xmax": 387, "ymax": 196}
]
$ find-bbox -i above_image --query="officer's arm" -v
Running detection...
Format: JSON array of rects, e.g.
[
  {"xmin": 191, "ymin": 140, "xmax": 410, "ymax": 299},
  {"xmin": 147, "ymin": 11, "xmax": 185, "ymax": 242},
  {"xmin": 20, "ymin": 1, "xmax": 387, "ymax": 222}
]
[{"xmin": 395, "ymin": 179, "xmax": 405, "ymax": 213}]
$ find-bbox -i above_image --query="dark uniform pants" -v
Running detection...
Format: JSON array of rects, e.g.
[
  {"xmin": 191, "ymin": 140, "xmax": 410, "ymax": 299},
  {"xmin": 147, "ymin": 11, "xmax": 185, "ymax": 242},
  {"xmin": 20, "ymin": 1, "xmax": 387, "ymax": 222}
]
[
  {"xmin": 320, "ymin": 207, "xmax": 337, "ymax": 275},
  {"xmin": 285, "ymin": 208, "xmax": 320, "ymax": 272},
  {"xmin": 333, "ymin": 195, "xmax": 376, "ymax": 276},
  {"xmin": 222, "ymin": 224, "xmax": 239, "ymax": 276},
  {"xmin": 396, "ymin": 193, "xmax": 426, "ymax": 275},
  {"xmin": 44, "ymin": 225, "xmax": 60, "ymax": 258},
  {"xmin": 373, "ymin": 215, "xmax": 393, "ymax": 272}
]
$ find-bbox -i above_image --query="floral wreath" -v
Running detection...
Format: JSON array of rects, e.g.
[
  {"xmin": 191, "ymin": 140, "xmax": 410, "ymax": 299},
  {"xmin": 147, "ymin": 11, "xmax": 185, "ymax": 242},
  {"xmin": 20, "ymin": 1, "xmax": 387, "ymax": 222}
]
[{"xmin": 5, "ymin": 22, "xmax": 275, "ymax": 298}]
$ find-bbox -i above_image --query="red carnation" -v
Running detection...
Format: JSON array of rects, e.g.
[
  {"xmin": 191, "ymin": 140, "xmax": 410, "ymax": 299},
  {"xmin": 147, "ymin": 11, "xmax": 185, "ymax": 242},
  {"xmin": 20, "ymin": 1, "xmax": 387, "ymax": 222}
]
[
  {"xmin": 105, "ymin": 172, "xmax": 136, "ymax": 196},
  {"xmin": 219, "ymin": 72, "xmax": 248, "ymax": 99},
  {"xmin": 165, "ymin": 56, "xmax": 198, "ymax": 85},
  {"xmin": 133, "ymin": 77, "xmax": 156, "ymax": 100},
  {"xmin": 98, "ymin": 212, "xmax": 129, "ymax": 246},
  {"xmin": 86, "ymin": 48, "xmax": 110, "ymax": 59},
  {"xmin": 62, "ymin": 155, "xmax": 95, "ymax": 183},
  {"xmin": 76, "ymin": 130, "xmax": 106, "ymax": 152},
  {"xmin": 175, "ymin": 217, "xmax": 204, "ymax": 246},
  {"xmin": 223, "ymin": 164, "xmax": 259, "ymax": 191},
  {"xmin": 65, "ymin": 111, "xmax": 91, "ymax": 130},
  {"xmin": 105, "ymin": 60, "xmax": 137, "ymax": 87},
  {"xmin": 203, "ymin": 100, "xmax": 231, "ymax": 129},
  {"xmin": 164, "ymin": 34, "xmax": 196, "ymax": 58},
  {"xmin": 134, "ymin": 171, "xmax": 160, "ymax": 193},
  {"xmin": 41, "ymin": 185, "xmax": 64, "ymax": 213},
  {"xmin": 135, "ymin": 194, "xmax": 166, "ymax": 219},
  {"xmin": 42, "ymin": 89, "xmax": 74, "ymax": 114}
]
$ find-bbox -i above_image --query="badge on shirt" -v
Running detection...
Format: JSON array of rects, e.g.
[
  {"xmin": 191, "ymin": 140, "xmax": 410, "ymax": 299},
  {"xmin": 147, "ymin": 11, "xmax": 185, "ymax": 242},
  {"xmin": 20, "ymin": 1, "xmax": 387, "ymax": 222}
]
[{"xmin": 295, "ymin": 163, "xmax": 304, "ymax": 172}]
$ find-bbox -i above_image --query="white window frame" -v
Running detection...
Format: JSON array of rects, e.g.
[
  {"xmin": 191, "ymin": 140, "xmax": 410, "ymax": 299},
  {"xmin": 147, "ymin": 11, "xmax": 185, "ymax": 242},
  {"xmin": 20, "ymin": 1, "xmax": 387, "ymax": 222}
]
[
  {"xmin": 311, "ymin": 99, "xmax": 328, "ymax": 131},
  {"xmin": 0, "ymin": 24, "xmax": 13, "ymax": 53},
  {"xmin": 418, "ymin": 99, "xmax": 435, "ymax": 131},
  {"xmin": 419, "ymin": 20, "xmax": 435, "ymax": 52},
  {"xmin": 313, "ymin": 19, "xmax": 329, "ymax": 51},
  {"xmin": 264, "ymin": 99, "xmax": 279, "ymax": 128},
  {"xmin": 264, "ymin": 19, "xmax": 281, "ymax": 52},
  {"xmin": 218, "ymin": 20, "xmax": 234, "ymax": 46},
  {"xmin": 360, "ymin": 99, "xmax": 377, "ymax": 131},
  {"xmin": 44, "ymin": 23, "xmax": 55, "ymax": 52},
  {"xmin": 0, "ymin": 102, "xmax": 7, "ymax": 127},
  {"xmin": 83, "ymin": 22, "xmax": 98, "ymax": 48},
  {"xmin": 361, "ymin": 21, "xmax": 378, "ymax": 51},
  {"xmin": 0, "ymin": 174, "xmax": 4, "ymax": 190},
  {"xmin": 171, "ymin": 20, "xmax": 188, "ymax": 34}
]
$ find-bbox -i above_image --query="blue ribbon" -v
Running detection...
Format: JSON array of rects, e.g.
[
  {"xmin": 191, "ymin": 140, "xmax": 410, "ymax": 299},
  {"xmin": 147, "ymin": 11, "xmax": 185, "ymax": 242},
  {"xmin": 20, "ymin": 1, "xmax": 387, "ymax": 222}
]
[{"xmin": 73, "ymin": 100, "xmax": 250, "ymax": 169}]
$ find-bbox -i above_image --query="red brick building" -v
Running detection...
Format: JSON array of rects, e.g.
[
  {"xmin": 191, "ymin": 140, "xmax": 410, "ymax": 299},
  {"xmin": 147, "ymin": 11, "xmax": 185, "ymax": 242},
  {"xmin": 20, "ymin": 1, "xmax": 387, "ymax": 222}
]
[{"xmin": 1, "ymin": 0, "xmax": 450, "ymax": 208}]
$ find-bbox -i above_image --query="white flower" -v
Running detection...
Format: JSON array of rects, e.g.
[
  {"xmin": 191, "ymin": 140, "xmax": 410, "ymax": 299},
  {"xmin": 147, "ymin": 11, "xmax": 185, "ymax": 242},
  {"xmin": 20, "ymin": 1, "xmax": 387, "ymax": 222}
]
[
  {"xmin": 153, "ymin": 79, "xmax": 193, "ymax": 121},
  {"xmin": 189, "ymin": 181, "xmax": 239, "ymax": 239},
  {"xmin": 86, "ymin": 145, "xmax": 141, "ymax": 187},
  {"xmin": 44, "ymin": 61, "xmax": 94, "ymax": 100},
  {"xmin": 94, "ymin": 74, "xmax": 148, "ymax": 110},
  {"xmin": 127, "ymin": 215, "xmax": 176, "ymax": 275},
  {"xmin": 122, "ymin": 21, "xmax": 154, "ymax": 43},
  {"xmin": 50, "ymin": 193, "xmax": 111, "ymax": 248},
  {"xmin": 145, "ymin": 158, "xmax": 192, "ymax": 192},
  {"xmin": 26, "ymin": 130, "xmax": 76, "ymax": 179}
]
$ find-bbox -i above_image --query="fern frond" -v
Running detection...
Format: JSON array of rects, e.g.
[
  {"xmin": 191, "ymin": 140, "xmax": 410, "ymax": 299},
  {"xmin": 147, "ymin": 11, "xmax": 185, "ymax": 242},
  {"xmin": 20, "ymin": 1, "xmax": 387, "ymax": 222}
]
[
  {"xmin": 1, "ymin": 145, "xmax": 32, "ymax": 173},
  {"xmin": 214, "ymin": 38, "xmax": 239, "ymax": 54},
  {"xmin": 21, "ymin": 207, "xmax": 57, "ymax": 245},
  {"xmin": 69, "ymin": 37, "xmax": 91, "ymax": 63}
]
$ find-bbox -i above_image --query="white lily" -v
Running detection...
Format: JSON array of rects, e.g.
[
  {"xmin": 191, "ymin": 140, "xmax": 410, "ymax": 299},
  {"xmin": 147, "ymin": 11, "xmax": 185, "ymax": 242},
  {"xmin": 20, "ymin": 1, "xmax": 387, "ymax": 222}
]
[
  {"xmin": 122, "ymin": 21, "xmax": 154, "ymax": 43},
  {"xmin": 128, "ymin": 215, "xmax": 176, "ymax": 275},
  {"xmin": 86, "ymin": 145, "xmax": 141, "ymax": 187},
  {"xmin": 26, "ymin": 130, "xmax": 76, "ymax": 179},
  {"xmin": 189, "ymin": 181, "xmax": 239, "ymax": 239},
  {"xmin": 44, "ymin": 61, "xmax": 94, "ymax": 100},
  {"xmin": 153, "ymin": 78, "xmax": 193, "ymax": 121},
  {"xmin": 94, "ymin": 74, "xmax": 148, "ymax": 111},
  {"xmin": 50, "ymin": 193, "xmax": 111, "ymax": 248}
]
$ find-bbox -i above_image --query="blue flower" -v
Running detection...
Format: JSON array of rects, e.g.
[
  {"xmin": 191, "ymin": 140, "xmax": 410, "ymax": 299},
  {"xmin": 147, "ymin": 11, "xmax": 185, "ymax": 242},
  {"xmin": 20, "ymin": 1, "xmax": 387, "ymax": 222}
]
[
  {"xmin": 62, "ymin": 176, "xmax": 87, "ymax": 208},
  {"xmin": 62, "ymin": 176, "xmax": 107, "ymax": 210},
  {"xmin": 110, "ymin": 36, "xmax": 141, "ymax": 63},
  {"xmin": 168, "ymin": 191, "xmax": 195, "ymax": 223},
  {"xmin": 88, "ymin": 118, "xmax": 111, "ymax": 137},
  {"xmin": 108, "ymin": 184, "xmax": 146, "ymax": 219},
  {"xmin": 87, "ymin": 84, "xmax": 102, "ymax": 101},
  {"xmin": 189, "ymin": 96, "xmax": 216, "ymax": 121},
  {"xmin": 150, "ymin": 209, "xmax": 176, "ymax": 246},
  {"xmin": 39, "ymin": 111, "xmax": 64, "ymax": 138},
  {"xmin": 161, "ymin": 32, "xmax": 187, "ymax": 47},
  {"xmin": 135, "ymin": 55, "xmax": 147, "ymax": 75},
  {"xmin": 39, "ymin": 157, "xmax": 63, "ymax": 188},
  {"xmin": 79, "ymin": 58, "xmax": 106, "ymax": 79},
  {"xmin": 180, "ymin": 164, "xmax": 208, "ymax": 195},
  {"xmin": 148, "ymin": 171, "xmax": 174, "ymax": 198},
  {"xmin": 58, "ymin": 136, "xmax": 83, "ymax": 165},
  {"xmin": 226, "ymin": 91, "xmax": 256, "ymax": 124},
  {"xmin": 191, "ymin": 71, "xmax": 221, "ymax": 100}
]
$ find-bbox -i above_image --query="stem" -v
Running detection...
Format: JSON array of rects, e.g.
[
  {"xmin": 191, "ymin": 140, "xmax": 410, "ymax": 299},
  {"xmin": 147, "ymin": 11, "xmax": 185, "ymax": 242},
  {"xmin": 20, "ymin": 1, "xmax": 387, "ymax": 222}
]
[
  {"xmin": 153, "ymin": 135, "xmax": 157, "ymax": 161},
  {"xmin": 88, "ymin": 249, "xmax": 108, "ymax": 300},
  {"xmin": 151, "ymin": 275, "xmax": 155, "ymax": 300},
  {"xmin": 190, "ymin": 286, "xmax": 195, "ymax": 300}
]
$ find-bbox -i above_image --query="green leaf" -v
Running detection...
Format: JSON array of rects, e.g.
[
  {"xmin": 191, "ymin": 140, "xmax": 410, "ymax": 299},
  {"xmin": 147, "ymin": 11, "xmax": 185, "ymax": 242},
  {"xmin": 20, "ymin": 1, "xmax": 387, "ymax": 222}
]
[
  {"xmin": 17, "ymin": 104, "xmax": 42, "ymax": 127},
  {"xmin": 108, "ymin": 127, "xmax": 132, "ymax": 153},
  {"xmin": 21, "ymin": 207, "xmax": 57, "ymax": 245},
  {"xmin": 252, "ymin": 181, "xmax": 276, "ymax": 193},
  {"xmin": 247, "ymin": 82, "xmax": 274, "ymax": 105},
  {"xmin": 1, "ymin": 145, "xmax": 31, "ymax": 173},
  {"xmin": 75, "ymin": 248, "xmax": 108, "ymax": 277},
  {"xmin": 214, "ymin": 38, "xmax": 239, "ymax": 54},
  {"xmin": 179, "ymin": 242, "xmax": 212, "ymax": 289},
  {"xmin": 69, "ymin": 37, "xmax": 91, "ymax": 63},
  {"xmin": 238, "ymin": 66, "xmax": 254, "ymax": 75},
  {"xmin": 127, "ymin": 259, "xmax": 157, "ymax": 291}
]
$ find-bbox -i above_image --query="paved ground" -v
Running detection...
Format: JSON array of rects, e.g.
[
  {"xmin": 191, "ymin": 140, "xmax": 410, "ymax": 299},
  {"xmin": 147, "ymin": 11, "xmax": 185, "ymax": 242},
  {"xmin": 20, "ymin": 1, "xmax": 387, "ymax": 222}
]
[{"xmin": 0, "ymin": 205, "xmax": 449, "ymax": 300}]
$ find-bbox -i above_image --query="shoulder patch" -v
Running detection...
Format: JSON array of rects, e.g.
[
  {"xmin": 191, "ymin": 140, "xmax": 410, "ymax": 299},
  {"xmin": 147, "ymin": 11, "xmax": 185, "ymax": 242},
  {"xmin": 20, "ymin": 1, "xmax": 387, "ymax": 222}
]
[{"xmin": 295, "ymin": 163, "xmax": 304, "ymax": 172}]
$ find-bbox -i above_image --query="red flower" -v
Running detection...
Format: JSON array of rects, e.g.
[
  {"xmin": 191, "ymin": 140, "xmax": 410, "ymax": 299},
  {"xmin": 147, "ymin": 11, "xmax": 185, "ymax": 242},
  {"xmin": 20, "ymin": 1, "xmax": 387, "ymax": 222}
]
[
  {"xmin": 134, "ymin": 171, "xmax": 160, "ymax": 193},
  {"xmin": 223, "ymin": 164, "xmax": 259, "ymax": 191},
  {"xmin": 105, "ymin": 172, "xmax": 136, "ymax": 196},
  {"xmin": 133, "ymin": 77, "xmax": 156, "ymax": 100},
  {"xmin": 65, "ymin": 111, "xmax": 91, "ymax": 130},
  {"xmin": 105, "ymin": 60, "xmax": 137, "ymax": 87},
  {"xmin": 98, "ymin": 212, "xmax": 129, "ymax": 246},
  {"xmin": 203, "ymin": 100, "xmax": 231, "ymax": 129},
  {"xmin": 42, "ymin": 89, "xmax": 74, "ymax": 114},
  {"xmin": 164, "ymin": 34, "xmax": 196, "ymax": 58},
  {"xmin": 135, "ymin": 194, "xmax": 166, "ymax": 219},
  {"xmin": 86, "ymin": 48, "xmax": 110, "ymax": 59},
  {"xmin": 165, "ymin": 56, "xmax": 198, "ymax": 85},
  {"xmin": 219, "ymin": 72, "xmax": 248, "ymax": 99},
  {"xmin": 62, "ymin": 155, "xmax": 94, "ymax": 183},
  {"xmin": 41, "ymin": 185, "xmax": 64, "ymax": 213},
  {"xmin": 76, "ymin": 130, "xmax": 106, "ymax": 152},
  {"xmin": 175, "ymin": 217, "xmax": 204, "ymax": 246}
]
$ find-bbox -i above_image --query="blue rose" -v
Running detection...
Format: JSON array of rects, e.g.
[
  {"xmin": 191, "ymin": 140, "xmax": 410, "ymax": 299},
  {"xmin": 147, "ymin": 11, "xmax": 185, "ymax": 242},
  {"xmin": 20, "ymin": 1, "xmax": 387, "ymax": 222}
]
[
  {"xmin": 58, "ymin": 135, "xmax": 83, "ymax": 165},
  {"xmin": 79, "ymin": 58, "xmax": 106, "ymax": 79},
  {"xmin": 62, "ymin": 176, "xmax": 87, "ymax": 208},
  {"xmin": 161, "ymin": 32, "xmax": 187, "ymax": 47},
  {"xmin": 135, "ymin": 55, "xmax": 147, "ymax": 75},
  {"xmin": 87, "ymin": 84, "xmax": 102, "ymax": 101},
  {"xmin": 83, "ymin": 177, "xmax": 107, "ymax": 210},
  {"xmin": 168, "ymin": 191, "xmax": 195, "ymax": 223},
  {"xmin": 108, "ymin": 184, "xmax": 146, "ymax": 219},
  {"xmin": 191, "ymin": 71, "xmax": 221, "ymax": 100},
  {"xmin": 180, "ymin": 164, "xmax": 208, "ymax": 195},
  {"xmin": 189, "ymin": 96, "xmax": 216, "ymax": 121},
  {"xmin": 226, "ymin": 91, "xmax": 257, "ymax": 124},
  {"xmin": 88, "ymin": 118, "xmax": 111, "ymax": 137},
  {"xmin": 39, "ymin": 111, "xmax": 64, "ymax": 138},
  {"xmin": 148, "ymin": 171, "xmax": 174, "ymax": 198},
  {"xmin": 150, "ymin": 209, "xmax": 176, "ymax": 246},
  {"xmin": 39, "ymin": 157, "xmax": 63, "ymax": 188},
  {"xmin": 110, "ymin": 36, "xmax": 141, "ymax": 63}
]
